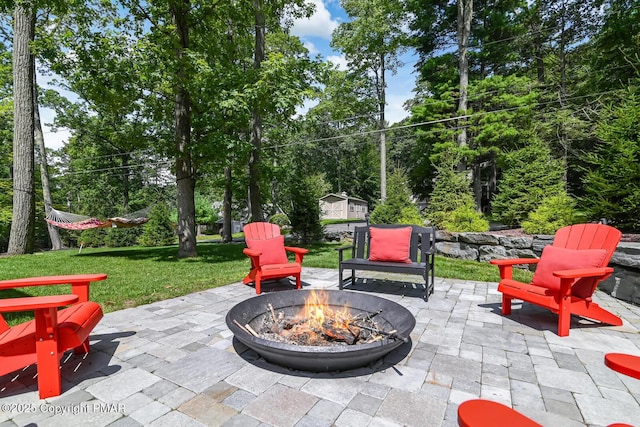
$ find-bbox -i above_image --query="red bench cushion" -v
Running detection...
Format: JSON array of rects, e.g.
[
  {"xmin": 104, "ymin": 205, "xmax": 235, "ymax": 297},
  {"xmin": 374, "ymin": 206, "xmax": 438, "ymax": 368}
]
[
  {"xmin": 531, "ymin": 246, "xmax": 608, "ymax": 292},
  {"xmin": 246, "ymin": 235, "xmax": 289, "ymax": 266},
  {"xmin": 369, "ymin": 227, "xmax": 412, "ymax": 263}
]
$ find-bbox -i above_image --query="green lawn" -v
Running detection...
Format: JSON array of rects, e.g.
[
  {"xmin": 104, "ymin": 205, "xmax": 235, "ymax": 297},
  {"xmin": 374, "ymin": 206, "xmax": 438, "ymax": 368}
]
[{"xmin": 0, "ymin": 241, "xmax": 532, "ymax": 324}]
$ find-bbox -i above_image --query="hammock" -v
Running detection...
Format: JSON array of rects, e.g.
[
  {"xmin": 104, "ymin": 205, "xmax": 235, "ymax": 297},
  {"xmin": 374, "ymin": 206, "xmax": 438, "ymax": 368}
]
[{"xmin": 46, "ymin": 207, "xmax": 150, "ymax": 231}]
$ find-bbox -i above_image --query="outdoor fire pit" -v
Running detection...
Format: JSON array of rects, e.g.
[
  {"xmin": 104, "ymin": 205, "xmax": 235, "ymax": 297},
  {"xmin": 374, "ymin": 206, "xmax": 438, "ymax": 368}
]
[{"xmin": 225, "ymin": 289, "xmax": 416, "ymax": 372}]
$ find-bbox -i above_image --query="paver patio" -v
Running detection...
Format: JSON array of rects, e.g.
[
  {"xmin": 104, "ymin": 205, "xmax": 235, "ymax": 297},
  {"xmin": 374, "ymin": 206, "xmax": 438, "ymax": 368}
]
[{"xmin": 1, "ymin": 267, "xmax": 639, "ymax": 426}]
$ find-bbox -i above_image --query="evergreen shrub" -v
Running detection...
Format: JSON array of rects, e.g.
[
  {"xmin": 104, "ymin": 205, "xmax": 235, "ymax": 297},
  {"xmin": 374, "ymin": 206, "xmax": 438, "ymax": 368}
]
[
  {"xmin": 269, "ymin": 213, "xmax": 290, "ymax": 228},
  {"xmin": 521, "ymin": 192, "xmax": 583, "ymax": 234},
  {"xmin": 425, "ymin": 154, "xmax": 487, "ymax": 231},
  {"xmin": 290, "ymin": 174, "xmax": 325, "ymax": 244},
  {"xmin": 441, "ymin": 203, "xmax": 490, "ymax": 232},
  {"xmin": 369, "ymin": 169, "xmax": 423, "ymax": 225},
  {"xmin": 138, "ymin": 204, "xmax": 176, "ymax": 247}
]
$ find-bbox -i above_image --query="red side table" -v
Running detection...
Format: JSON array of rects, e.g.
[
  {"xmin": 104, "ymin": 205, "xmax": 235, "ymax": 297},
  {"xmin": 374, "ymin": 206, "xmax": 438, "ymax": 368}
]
[
  {"xmin": 605, "ymin": 353, "xmax": 640, "ymax": 381},
  {"xmin": 457, "ymin": 399, "xmax": 542, "ymax": 427}
]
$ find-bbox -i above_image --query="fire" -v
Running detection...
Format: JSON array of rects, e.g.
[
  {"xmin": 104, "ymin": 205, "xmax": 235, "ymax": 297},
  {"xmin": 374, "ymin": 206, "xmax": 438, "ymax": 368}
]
[{"xmin": 301, "ymin": 289, "xmax": 351, "ymax": 330}]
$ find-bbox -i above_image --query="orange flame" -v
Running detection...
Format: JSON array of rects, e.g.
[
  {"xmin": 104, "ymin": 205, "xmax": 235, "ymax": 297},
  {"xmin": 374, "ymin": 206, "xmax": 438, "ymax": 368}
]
[{"xmin": 301, "ymin": 290, "xmax": 351, "ymax": 330}]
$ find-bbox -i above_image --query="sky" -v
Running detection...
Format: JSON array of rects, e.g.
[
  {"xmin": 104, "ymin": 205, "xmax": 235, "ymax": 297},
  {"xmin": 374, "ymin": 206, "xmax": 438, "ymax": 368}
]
[{"xmin": 39, "ymin": 0, "xmax": 418, "ymax": 150}]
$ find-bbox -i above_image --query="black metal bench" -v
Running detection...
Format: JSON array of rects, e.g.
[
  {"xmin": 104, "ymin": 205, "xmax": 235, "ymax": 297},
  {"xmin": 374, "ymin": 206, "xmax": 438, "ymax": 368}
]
[{"xmin": 337, "ymin": 224, "xmax": 436, "ymax": 301}]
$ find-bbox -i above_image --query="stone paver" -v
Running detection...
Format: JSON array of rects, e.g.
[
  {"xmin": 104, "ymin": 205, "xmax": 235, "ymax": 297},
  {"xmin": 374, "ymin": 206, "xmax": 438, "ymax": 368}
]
[{"xmin": 1, "ymin": 267, "xmax": 640, "ymax": 426}]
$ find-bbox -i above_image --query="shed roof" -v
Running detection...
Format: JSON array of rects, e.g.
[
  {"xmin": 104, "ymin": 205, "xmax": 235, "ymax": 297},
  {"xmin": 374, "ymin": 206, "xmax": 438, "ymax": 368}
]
[{"xmin": 319, "ymin": 193, "xmax": 367, "ymax": 203}]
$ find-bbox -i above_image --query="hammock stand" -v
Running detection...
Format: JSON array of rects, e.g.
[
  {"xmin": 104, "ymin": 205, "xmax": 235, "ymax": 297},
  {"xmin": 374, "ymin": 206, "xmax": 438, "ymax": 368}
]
[{"xmin": 45, "ymin": 208, "xmax": 150, "ymax": 231}]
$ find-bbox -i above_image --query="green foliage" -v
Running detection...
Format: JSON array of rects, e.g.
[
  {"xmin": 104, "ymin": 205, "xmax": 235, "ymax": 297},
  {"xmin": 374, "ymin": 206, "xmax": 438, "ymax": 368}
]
[
  {"xmin": 268, "ymin": 213, "xmax": 290, "ymax": 228},
  {"xmin": 79, "ymin": 228, "xmax": 107, "ymax": 247},
  {"xmin": 104, "ymin": 228, "xmax": 142, "ymax": 247},
  {"xmin": 441, "ymin": 204, "xmax": 489, "ymax": 232},
  {"xmin": 289, "ymin": 173, "xmax": 326, "ymax": 244},
  {"xmin": 0, "ymin": 181, "xmax": 12, "ymax": 252},
  {"xmin": 425, "ymin": 154, "xmax": 478, "ymax": 229},
  {"xmin": 195, "ymin": 193, "xmax": 218, "ymax": 225},
  {"xmin": 138, "ymin": 204, "xmax": 176, "ymax": 247},
  {"xmin": 521, "ymin": 192, "xmax": 582, "ymax": 234},
  {"xmin": 581, "ymin": 89, "xmax": 640, "ymax": 230},
  {"xmin": 492, "ymin": 139, "xmax": 565, "ymax": 226},
  {"xmin": 369, "ymin": 170, "xmax": 423, "ymax": 225}
]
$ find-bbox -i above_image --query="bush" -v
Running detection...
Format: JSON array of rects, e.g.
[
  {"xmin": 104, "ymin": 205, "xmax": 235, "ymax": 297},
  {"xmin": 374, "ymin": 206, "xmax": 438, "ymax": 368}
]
[
  {"xmin": 441, "ymin": 203, "xmax": 489, "ymax": 232},
  {"xmin": 492, "ymin": 139, "xmax": 564, "ymax": 226},
  {"xmin": 521, "ymin": 192, "xmax": 583, "ymax": 234},
  {"xmin": 104, "ymin": 227, "xmax": 142, "ymax": 247},
  {"xmin": 425, "ymin": 153, "xmax": 479, "ymax": 229},
  {"xmin": 138, "ymin": 204, "xmax": 176, "ymax": 247},
  {"xmin": 79, "ymin": 228, "xmax": 107, "ymax": 247},
  {"xmin": 369, "ymin": 169, "xmax": 423, "ymax": 225},
  {"xmin": 581, "ymin": 89, "xmax": 640, "ymax": 229},
  {"xmin": 269, "ymin": 213, "xmax": 290, "ymax": 228},
  {"xmin": 289, "ymin": 174, "xmax": 325, "ymax": 244}
]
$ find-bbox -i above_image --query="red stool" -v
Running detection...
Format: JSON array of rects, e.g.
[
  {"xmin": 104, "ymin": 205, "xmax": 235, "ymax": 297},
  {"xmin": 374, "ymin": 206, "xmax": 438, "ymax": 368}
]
[{"xmin": 457, "ymin": 399, "xmax": 542, "ymax": 427}]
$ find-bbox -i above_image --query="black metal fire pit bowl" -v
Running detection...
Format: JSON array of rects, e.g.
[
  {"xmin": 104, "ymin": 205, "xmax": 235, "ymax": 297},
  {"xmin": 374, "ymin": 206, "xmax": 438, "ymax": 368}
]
[{"xmin": 225, "ymin": 289, "xmax": 416, "ymax": 372}]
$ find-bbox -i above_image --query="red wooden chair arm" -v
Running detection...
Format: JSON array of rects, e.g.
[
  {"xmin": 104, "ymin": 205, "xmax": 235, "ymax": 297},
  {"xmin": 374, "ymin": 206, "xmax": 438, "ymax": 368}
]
[
  {"xmin": 284, "ymin": 246, "xmax": 308, "ymax": 255},
  {"xmin": 285, "ymin": 246, "xmax": 309, "ymax": 264},
  {"xmin": 491, "ymin": 258, "xmax": 539, "ymax": 280},
  {"xmin": 243, "ymin": 248, "xmax": 262, "ymax": 258},
  {"xmin": 0, "ymin": 274, "xmax": 107, "ymax": 303},
  {"xmin": 490, "ymin": 258, "xmax": 539, "ymax": 266},
  {"xmin": 553, "ymin": 266, "xmax": 613, "ymax": 279},
  {"xmin": 0, "ymin": 295, "xmax": 79, "ymax": 313}
]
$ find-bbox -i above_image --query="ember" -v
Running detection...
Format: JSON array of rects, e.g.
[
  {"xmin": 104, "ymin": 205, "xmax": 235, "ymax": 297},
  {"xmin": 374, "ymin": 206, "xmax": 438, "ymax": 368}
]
[{"xmin": 245, "ymin": 290, "xmax": 401, "ymax": 346}]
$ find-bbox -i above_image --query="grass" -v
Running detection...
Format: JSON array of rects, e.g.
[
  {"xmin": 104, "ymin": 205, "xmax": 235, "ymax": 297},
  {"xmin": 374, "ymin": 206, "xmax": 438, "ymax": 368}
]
[{"xmin": 0, "ymin": 241, "xmax": 532, "ymax": 324}]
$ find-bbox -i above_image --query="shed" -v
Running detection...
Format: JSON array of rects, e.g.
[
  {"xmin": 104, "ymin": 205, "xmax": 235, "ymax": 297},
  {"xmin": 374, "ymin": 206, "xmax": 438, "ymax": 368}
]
[{"xmin": 319, "ymin": 193, "xmax": 368, "ymax": 220}]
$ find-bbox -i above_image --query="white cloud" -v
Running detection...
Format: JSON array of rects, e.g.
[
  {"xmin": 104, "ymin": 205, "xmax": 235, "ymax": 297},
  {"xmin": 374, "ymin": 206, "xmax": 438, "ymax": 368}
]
[
  {"xmin": 291, "ymin": 0, "xmax": 339, "ymax": 39},
  {"xmin": 326, "ymin": 54, "xmax": 348, "ymax": 71},
  {"xmin": 385, "ymin": 93, "xmax": 410, "ymax": 125},
  {"xmin": 303, "ymin": 40, "xmax": 320, "ymax": 55}
]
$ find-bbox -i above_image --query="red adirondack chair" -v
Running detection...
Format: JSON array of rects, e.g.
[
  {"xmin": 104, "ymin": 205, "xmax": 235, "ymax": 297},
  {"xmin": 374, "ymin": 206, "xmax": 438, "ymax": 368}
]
[
  {"xmin": 242, "ymin": 222, "xmax": 308, "ymax": 294},
  {"xmin": 491, "ymin": 223, "xmax": 622, "ymax": 336},
  {"xmin": 0, "ymin": 274, "xmax": 106, "ymax": 398}
]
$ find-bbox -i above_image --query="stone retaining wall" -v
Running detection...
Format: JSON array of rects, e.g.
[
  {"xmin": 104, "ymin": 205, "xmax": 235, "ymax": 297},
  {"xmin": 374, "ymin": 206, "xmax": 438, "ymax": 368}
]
[{"xmin": 435, "ymin": 231, "xmax": 640, "ymax": 306}]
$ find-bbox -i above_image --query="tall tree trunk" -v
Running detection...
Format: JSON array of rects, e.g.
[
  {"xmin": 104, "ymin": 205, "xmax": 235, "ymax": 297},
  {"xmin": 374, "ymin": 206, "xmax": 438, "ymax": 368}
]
[
  {"xmin": 248, "ymin": 0, "xmax": 265, "ymax": 222},
  {"xmin": 379, "ymin": 53, "xmax": 387, "ymax": 202},
  {"xmin": 456, "ymin": 0, "xmax": 472, "ymax": 152},
  {"xmin": 121, "ymin": 153, "xmax": 130, "ymax": 211},
  {"xmin": 33, "ymin": 69, "xmax": 62, "ymax": 250},
  {"xmin": 8, "ymin": 3, "xmax": 36, "ymax": 255},
  {"xmin": 173, "ymin": 0, "xmax": 197, "ymax": 258},
  {"xmin": 222, "ymin": 165, "xmax": 232, "ymax": 243},
  {"xmin": 533, "ymin": 1, "xmax": 545, "ymax": 83}
]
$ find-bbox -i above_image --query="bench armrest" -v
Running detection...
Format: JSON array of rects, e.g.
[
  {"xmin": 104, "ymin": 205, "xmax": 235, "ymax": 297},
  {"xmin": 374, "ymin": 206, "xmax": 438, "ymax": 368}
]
[
  {"xmin": 336, "ymin": 244, "xmax": 355, "ymax": 262},
  {"xmin": 0, "ymin": 295, "xmax": 79, "ymax": 313}
]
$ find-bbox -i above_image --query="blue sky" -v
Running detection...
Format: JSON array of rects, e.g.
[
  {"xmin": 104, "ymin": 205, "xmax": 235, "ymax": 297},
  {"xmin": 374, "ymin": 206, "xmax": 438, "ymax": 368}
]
[
  {"xmin": 40, "ymin": 0, "xmax": 418, "ymax": 149},
  {"xmin": 290, "ymin": 0, "xmax": 418, "ymax": 125}
]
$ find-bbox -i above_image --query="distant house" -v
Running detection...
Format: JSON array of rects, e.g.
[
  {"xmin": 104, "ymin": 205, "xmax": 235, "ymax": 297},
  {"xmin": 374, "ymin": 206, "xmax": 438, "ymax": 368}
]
[{"xmin": 319, "ymin": 193, "xmax": 368, "ymax": 220}]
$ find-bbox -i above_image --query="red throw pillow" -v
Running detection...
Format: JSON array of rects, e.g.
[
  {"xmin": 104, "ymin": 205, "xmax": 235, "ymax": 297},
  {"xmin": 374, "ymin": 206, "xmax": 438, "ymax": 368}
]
[
  {"xmin": 245, "ymin": 235, "xmax": 289, "ymax": 266},
  {"xmin": 531, "ymin": 245, "xmax": 608, "ymax": 293},
  {"xmin": 368, "ymin": 226, "xmax": 412, "ymax": 263}
]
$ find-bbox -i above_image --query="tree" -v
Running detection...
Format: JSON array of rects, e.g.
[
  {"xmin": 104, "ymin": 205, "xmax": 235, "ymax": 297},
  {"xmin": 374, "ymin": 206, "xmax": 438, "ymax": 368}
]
[
  {"xmin": 289, "ymin": 173, "xmax": 327, "ymax": 244},
  {"xmin": 492, "ymin": 138, "xmax": 564, "ymax": 226},
  {"xmin": 8, "ymin": 1, "xmax": 36, "ymax": 255},
  {"xmin": 581, "ymin": 88, "xmax": 640, "ymax": 230},
  {"xmin": 369, "ymin": 169, "xmax": 422, "ymax": 225},
  {"xmin": 332, "ymin": 0, "xmax": 409, "ymax": 202}
]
